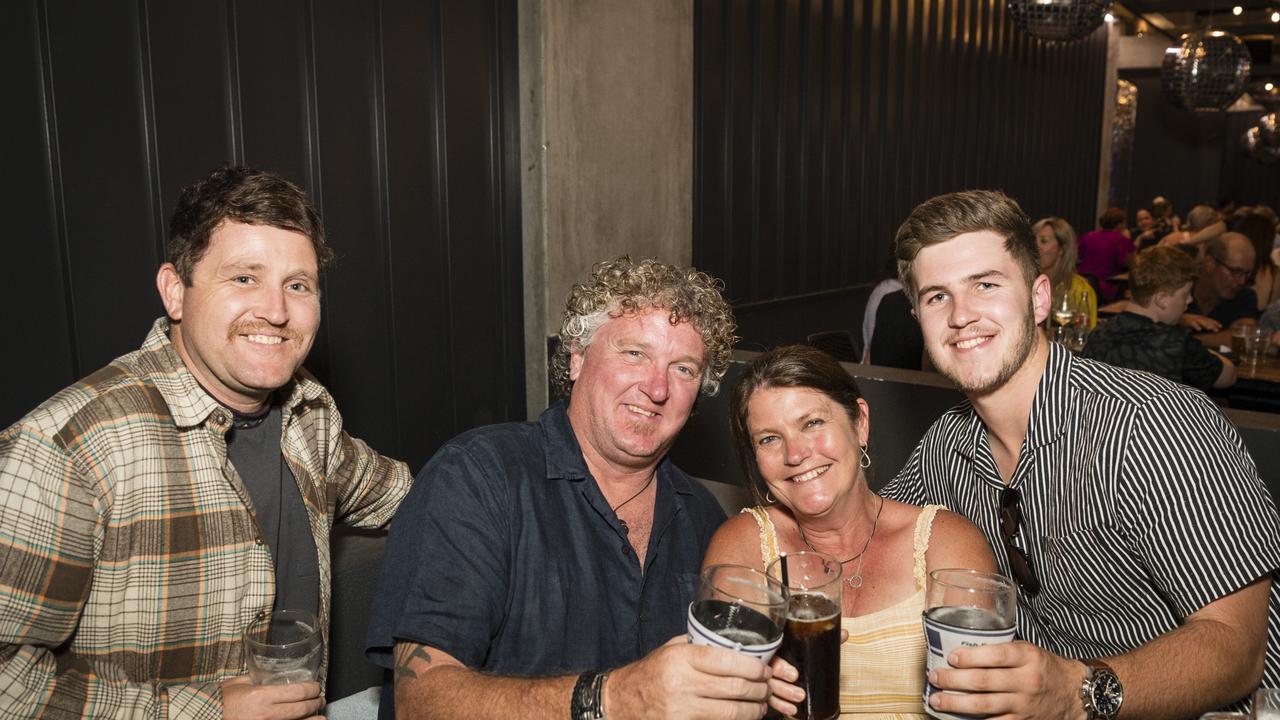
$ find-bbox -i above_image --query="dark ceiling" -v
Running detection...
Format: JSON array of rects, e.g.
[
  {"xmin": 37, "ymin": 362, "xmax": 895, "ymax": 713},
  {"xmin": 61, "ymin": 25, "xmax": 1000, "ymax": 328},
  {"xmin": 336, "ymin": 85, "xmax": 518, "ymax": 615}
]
[{"xmin": 1118, "ymin": 0, "xmax": 1280, "ymax": 40}]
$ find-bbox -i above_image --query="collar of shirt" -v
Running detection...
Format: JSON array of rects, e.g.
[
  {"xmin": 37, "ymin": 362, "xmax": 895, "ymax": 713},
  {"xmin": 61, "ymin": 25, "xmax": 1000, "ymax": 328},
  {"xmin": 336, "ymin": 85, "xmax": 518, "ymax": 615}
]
[
  {"xmin": 137, "ymin": 317, "xmax": 327, "ymax": 429},
  {"xmin": 537, "ymin": 399, "xmax": 699, "ymax": 498},
  {"xmin": 950, "ymin": 342, "xmax": 1075, "ymax": 482}
]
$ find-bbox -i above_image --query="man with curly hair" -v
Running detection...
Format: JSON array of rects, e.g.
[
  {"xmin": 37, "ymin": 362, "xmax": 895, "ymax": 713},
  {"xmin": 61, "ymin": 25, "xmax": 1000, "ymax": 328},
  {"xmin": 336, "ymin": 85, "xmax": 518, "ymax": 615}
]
[{"xmin": 368, "ymin": 257, "xmax": 791, "ymax": 719}]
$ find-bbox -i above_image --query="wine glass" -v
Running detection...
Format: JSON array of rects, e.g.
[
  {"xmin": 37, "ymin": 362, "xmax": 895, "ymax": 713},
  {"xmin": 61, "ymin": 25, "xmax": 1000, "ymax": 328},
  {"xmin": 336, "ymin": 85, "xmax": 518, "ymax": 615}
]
[
  {"xmin": 687, "ymin": 564, "xmax": 786, "ymax": 661},
  {"xmin": 243, "ymin": 609, "xmax": 323, "ymax": 685}
]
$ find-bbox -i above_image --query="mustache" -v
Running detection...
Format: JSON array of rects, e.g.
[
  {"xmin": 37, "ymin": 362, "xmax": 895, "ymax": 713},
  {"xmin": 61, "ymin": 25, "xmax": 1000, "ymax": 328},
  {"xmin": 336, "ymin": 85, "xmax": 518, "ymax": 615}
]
[{"xmin": 227, "ymin": 321, "xmax": 300, "ymax": 342}]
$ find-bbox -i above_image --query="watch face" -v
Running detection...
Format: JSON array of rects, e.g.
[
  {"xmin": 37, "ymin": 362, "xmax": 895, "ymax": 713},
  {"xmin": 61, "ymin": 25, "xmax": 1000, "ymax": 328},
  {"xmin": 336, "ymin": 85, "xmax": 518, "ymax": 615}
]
[{"xmin": 1092, "ymin": 670, "xmax": 1124, "ymax": 715}]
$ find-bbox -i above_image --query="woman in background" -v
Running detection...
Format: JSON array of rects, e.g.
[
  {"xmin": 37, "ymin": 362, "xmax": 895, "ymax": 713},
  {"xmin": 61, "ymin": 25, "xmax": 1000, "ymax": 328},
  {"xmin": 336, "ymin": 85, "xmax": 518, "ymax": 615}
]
[
  {"xmin": 1077, "ymin": 207, "xmax": 1132, "ymax": 303},
  {"xmin": 1236, "ymin": 211, "xmax": 1280, "ymax": 311},
  {"xmin": 1033, "ymin": 216, "xmax": 1098, "ymax": 329},
  {"xmin": 702, "ymin": 346, "xmax": 994, "ymax": 718}
]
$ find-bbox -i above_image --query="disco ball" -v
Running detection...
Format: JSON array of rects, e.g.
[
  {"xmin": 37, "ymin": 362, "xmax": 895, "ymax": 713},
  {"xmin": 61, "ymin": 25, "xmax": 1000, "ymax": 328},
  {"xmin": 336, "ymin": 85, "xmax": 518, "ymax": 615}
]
[
  {"xmin": 1007, "ymin": 0, "xmax": 1110, "ymax": 42},
  {"xmin": 1260, "ymin": 113, "xmax": 1280, "ymax": 147},
  {"xmin": 1242, "ymin": 126, "xmax": 1280, "ymax": 163},
  {"xmin": 1248, "ymin": 80, "xmax": 1280, "ymax": 112},
  {"xmin": 1162, "ymin": 31, "xmax": 1252, "ymax": 111}
]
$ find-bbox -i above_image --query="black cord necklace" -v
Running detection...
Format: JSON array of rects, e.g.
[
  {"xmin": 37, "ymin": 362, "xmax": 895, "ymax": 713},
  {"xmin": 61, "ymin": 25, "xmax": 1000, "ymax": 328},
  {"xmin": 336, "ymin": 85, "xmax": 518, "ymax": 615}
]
[{"xmin": 612, "ymin": 474, "xmax": 656, "ymax": 535}]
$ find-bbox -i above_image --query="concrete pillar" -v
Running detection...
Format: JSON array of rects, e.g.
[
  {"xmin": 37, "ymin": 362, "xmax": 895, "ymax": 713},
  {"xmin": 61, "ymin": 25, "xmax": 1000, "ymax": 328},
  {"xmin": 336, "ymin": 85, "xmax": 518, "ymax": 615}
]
[{"xmin": 520, "ymin": 0, "xmax": 694, "ymax": 416}]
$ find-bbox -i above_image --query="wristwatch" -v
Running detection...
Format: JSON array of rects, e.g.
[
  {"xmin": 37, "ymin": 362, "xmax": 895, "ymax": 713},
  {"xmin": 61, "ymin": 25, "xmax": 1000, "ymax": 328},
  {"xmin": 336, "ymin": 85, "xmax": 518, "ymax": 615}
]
[{"xmin": 1080, "ymin": 659, "xmax": 1124, "ymax": 720}]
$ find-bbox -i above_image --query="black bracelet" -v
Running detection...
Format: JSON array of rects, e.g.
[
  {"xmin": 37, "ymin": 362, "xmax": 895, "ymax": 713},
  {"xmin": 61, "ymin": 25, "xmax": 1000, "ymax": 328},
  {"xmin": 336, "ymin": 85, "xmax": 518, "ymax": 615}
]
[{"xmin": 570, "ymin": 671, "xmax": 608, "ymax": 720}]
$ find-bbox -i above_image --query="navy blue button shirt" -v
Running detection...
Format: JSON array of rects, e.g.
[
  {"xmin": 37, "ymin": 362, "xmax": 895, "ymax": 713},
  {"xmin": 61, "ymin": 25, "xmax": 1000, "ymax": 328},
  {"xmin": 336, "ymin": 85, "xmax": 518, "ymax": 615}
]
[{"xmin": 366, "ymin": 401, "xmax": 726, "ymax": 705}]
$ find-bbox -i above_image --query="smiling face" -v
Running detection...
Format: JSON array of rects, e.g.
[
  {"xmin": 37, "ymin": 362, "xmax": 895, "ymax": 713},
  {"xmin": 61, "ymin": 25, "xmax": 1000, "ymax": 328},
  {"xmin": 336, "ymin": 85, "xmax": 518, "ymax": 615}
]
[
  {"xmin": 1034, "ymin": 224, "xmax": 1062, "ymax": 274},
  {"xmin": 566, "ymin": 306, "xmax": 707, "ymax": 476},
  {"xmin": 913, "ymin": 231, "xmax": 1049, "ymax": 396},
  {"xmin": 158, "ymin": 220, "xmax": 321, "ymax": 413},
  {"xmin": 747, "ymin": 386, "xmax": 869, "ymax": 520},
  {"xmin": 1136, "ymin": 209, "xmax": 1154, "ymax": 231}
]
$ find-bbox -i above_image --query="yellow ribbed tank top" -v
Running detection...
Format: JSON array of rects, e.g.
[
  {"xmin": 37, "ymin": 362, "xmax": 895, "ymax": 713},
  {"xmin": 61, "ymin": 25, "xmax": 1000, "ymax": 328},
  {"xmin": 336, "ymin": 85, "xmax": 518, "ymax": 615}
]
[{"xmin": 742, "ymin": 503, "xmax": 942, "ymax": 719}]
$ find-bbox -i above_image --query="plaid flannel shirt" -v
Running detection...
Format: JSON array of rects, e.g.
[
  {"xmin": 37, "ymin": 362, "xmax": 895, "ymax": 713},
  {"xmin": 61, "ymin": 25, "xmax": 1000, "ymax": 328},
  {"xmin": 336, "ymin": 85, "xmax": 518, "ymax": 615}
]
[{"xmin": 0, "ymin": 318, "xmax": 411, "ymax": 718}]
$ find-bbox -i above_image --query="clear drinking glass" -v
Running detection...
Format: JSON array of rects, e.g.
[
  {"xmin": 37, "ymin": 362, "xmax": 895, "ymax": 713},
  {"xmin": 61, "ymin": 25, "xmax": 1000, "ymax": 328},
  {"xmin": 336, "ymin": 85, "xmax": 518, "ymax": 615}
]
[
  {"xmin": 767, "ymin": 551, "xmax": 843, "ymax": 720},
  {"xmin": 922, "ymin": 569, "xmax": 1018, "ymax": 720},
  {"xmin": 687, "ymin": 564, "xmax": 786, "ymax": 661},
  {"xmin": 1255, "ymin": 688, "xmax": 1280, "ymax": 719},
  {"xmin": 243, "ymin": 609, "xmax": 323, "ymax": 685}
]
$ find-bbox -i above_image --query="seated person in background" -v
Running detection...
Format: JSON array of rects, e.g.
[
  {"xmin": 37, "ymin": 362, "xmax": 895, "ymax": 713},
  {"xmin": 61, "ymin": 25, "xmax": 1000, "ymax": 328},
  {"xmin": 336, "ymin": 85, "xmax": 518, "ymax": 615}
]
[
  {"xmin": 0, "ymin": 166, "xmax": 413, "ymax": 718},
  {"xmin": 1184, "ymin": 232, "xmax": 1260, "ymax": 333},
  {"xmin": 1236, "ymin": 211, "xmax": 1280, "ymax": 310},
  {"xmin": 860, "ymin": 256, "xmax": 902, "ymax": 363},
  {"xmin": 1161, "ymin": 203, "xmax": 1225, "ymax": 252},
  {"xmin": 1077, "ymin": 206, "xmax": 1131, "ymax": 302},
  {"xmin": 1152, "ymin": 195, "xmax": 1181, "ymax": 234},
  {"xmin": 1132, "ymin": 207, "xmax": 1163, "ymax": 250},
  {"xmin": 1033, "ymin": 216, "xmax": 1097, "ymax": 329},
  {"xmin": 1082, "ymin": 246, "xmax": 1235, "ymax": 391},
  {"xmin": 367, "ymin": 256, "xmax": 794, "ymax": 720},
  {"xmin": 865, "ymin": 288, "xmax": 925, "ymax": 369},
  {"xmin": 702, "ymin": 345, "xmax": 995, "ymax": 719}
]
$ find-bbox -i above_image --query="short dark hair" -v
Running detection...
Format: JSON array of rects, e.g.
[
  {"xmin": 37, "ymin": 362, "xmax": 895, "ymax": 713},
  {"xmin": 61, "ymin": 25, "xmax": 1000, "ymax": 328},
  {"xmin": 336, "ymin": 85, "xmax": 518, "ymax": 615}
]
[
  {"xmin": 1130, "ymin": 246, "xmax": 1197, "ymax": 305},
  {"xmin": 894, "ymin": 190, "xmax": 1038, "ymax": 301},
  {"xmin": 1098, "ymin": 207, "xmax": 1126, "ymax": 230},
  {"xmin": 729, "ymin": 345, "xmax": 866, "ymax": 507},
  {"xmin": 167, "ymin": 165, "xmax": 332, "ymax": 284}
]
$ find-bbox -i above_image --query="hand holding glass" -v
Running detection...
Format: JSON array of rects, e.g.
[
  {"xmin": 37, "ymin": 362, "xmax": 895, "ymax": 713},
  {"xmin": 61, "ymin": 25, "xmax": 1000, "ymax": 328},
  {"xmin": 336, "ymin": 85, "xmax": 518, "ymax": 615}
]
[
  {"xmin": 687, "ymin": 564, "xmax": 786, "ymax": 661},
  {"xmin": 243, "ymin": 609, "xmax": 323, "ymax": 685},
  {"xmin": 923, "ymin": 569, "xmax": 1017, "ymax": 720}
]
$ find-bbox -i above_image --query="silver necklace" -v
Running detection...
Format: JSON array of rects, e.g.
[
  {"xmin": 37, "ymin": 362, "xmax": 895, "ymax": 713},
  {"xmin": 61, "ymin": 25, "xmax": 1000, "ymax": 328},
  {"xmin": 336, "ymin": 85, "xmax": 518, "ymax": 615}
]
[
  {"xmin": 797, "ymin": 495, "xmax": 885, "ymax": 590},
  {"xmin": 612, "ymin": 474, "xmax": 656, "ymax": 535}
]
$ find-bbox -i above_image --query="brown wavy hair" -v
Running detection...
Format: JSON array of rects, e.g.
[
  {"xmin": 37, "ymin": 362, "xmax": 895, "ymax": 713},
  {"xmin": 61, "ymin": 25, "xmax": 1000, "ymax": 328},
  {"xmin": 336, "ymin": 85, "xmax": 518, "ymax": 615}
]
[
  {"xmin": 550, "ymin": 256, "xmax": 738, "ymax": 398},
  {"xmin": 729, "ymin": 345, "xmax": 866, "ymax": 507}
]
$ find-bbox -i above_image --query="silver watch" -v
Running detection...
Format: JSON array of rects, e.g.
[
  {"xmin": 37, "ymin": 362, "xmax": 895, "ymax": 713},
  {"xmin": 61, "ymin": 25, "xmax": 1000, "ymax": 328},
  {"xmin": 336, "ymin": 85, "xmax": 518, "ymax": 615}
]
[{"xmin": 1080, "ymin": 659, "xmax": 1123, "ymax": 720}]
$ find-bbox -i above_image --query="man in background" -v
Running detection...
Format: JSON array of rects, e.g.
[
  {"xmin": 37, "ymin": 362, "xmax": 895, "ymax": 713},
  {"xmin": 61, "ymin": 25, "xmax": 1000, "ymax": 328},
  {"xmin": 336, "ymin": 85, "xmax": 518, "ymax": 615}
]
[
  {"xmin": 0, "ymin": 166, "xmax": 412, "ymax": 719},
  {"xmin": 1083, "ymin": 245, "xmax": 1235, "ymax": 391},
  {"xmin": 1184, "ymin": 232, "xmax": 1259, "ymax": 332}
]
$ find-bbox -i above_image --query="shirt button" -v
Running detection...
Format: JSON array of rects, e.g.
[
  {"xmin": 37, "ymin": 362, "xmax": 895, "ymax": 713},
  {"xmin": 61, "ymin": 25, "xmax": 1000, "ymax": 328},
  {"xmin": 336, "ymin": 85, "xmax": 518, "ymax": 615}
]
[
  {"xmin": 255, "ymin": 537, "xmax": 265, "ymax": 546},
  {"xmin": 620, "ymin": 544, "xmax": 630, "ymax": 555}
]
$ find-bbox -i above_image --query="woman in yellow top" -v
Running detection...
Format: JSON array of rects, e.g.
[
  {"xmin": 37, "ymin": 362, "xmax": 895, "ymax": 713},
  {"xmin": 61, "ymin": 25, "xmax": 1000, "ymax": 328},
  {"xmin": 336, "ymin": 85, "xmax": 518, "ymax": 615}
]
[
  {"xmin": 702, "ymin": 346, "xmax": 995, "ymax": 719},
  {"xmin": 1033, "ymin": 216, "xmax": 1098, "ymax": 329}
]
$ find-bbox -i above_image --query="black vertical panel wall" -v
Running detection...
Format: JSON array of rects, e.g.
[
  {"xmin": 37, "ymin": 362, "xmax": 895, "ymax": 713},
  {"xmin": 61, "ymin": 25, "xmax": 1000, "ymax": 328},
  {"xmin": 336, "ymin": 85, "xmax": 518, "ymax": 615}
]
[
  {"xmin": 695, "ymin": 0, "xmax": 1110, "ymax": 303},
  {"xmin": 1, "ymin": 0, "xmax": 524, "ymax": 472}
]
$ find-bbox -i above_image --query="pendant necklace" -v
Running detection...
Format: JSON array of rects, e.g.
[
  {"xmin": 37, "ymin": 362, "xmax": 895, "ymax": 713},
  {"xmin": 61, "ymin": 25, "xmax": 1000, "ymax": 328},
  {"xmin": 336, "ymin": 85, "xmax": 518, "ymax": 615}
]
[
  {"xmin": 797, "ymin": 494, "xmax": 884, "ymax": 590},
  {"xmin": 611, "ymin": 473, "xmax": 656, "ymax": 535}
]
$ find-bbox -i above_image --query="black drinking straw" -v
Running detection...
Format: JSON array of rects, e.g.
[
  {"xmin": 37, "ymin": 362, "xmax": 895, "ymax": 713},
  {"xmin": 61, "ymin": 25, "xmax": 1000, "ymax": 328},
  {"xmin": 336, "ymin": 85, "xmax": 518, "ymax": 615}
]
[{"xmin": 779, "ymin": 552, "xmax": 789, "ymax": 589}]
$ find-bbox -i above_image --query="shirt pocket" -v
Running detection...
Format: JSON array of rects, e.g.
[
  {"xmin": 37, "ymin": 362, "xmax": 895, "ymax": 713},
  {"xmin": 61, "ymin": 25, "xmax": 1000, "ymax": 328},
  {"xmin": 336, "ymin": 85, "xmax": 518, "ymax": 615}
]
[{"xmin": 1040, "ymin": 523, "xmax": 1144, "ymax": 616}]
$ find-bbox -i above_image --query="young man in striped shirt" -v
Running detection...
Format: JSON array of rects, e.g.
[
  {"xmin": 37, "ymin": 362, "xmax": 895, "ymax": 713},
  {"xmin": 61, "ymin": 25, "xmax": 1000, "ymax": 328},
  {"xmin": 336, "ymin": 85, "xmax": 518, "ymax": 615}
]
[{"xmin": 883, "ymin": 190, "xmax": 1279, "ymax": 719}]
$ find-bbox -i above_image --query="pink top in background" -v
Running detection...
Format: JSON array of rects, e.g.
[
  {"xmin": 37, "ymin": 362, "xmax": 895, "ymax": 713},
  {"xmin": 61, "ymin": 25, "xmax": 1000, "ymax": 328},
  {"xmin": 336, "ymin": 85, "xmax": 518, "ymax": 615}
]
[{"xmin": 1077, "ymin": 228, "xmax": 1130, "ymax": 302}]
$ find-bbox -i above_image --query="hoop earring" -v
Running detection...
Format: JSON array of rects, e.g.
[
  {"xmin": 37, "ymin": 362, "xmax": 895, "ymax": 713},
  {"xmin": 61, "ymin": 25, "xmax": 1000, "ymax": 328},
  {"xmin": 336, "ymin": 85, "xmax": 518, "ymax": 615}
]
[
  {"xmin": 859, "ymin": 445, "xmax": 872, "ymax": 469},
  {"xmin": 765, "ymin": 491, "xmax": 776, "ymax": 504}
]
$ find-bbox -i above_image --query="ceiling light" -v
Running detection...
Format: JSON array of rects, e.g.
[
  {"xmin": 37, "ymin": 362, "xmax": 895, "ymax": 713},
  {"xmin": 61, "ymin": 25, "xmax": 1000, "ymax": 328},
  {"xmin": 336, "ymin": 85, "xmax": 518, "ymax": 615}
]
[
  {"xmin": 1105, "ymin": 11, "xmax": 1115, "ymax": 22},
  {"xmin": 1234, "ymin": 5, "xmax": 1244, "ymax": 15},
  {"xmin": 1273, "ymin": 9, "xmax": 1280, "ymax": 22}
]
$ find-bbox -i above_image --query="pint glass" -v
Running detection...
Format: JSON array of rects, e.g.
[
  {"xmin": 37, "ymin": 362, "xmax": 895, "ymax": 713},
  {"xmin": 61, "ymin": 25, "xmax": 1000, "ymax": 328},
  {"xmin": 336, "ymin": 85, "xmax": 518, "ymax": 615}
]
[
  {"xmin": 687, "ymin": 564, "xmax": 787, "ymax": 661},
  {"xmin": 768, "ymin": 551, "xmax": 842, "ymax": 720},
  {"xmin": 923, "ymin": 569, "xmax": 1017, "ymax": 720}
]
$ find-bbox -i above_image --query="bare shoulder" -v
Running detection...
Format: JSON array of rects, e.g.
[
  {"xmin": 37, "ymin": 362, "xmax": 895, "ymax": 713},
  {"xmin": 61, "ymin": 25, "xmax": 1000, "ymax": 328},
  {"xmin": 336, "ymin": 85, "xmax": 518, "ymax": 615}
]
[
  {"xmin": 924, "ymin": 508, "xmax": 997, "ymax": 574},
  {"xmin": 703, "ymin": 509, "xmax": 769, "ymax": 571}
]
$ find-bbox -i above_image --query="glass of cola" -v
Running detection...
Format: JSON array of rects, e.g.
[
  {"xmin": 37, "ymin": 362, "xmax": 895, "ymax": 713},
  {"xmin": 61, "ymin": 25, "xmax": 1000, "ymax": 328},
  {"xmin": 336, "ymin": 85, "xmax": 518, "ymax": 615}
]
[{"xmin": 767, "ymin": 551, "xmax": 843, "ymax": 720}]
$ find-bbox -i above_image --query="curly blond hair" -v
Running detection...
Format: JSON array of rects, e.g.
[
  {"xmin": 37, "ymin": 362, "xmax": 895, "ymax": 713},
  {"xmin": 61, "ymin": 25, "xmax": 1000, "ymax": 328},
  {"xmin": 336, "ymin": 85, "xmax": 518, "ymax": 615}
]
[{"xmin": 551, "ymin": 256, "xmax": 738, "ymax": 398}]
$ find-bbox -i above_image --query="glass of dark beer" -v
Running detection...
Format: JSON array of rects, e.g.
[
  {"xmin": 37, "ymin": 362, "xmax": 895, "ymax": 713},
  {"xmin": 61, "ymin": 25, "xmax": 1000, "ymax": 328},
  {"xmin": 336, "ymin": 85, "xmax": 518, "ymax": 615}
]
[
  {"xmin": 922, "ymin": 569, "xmax": 1017, "ymax": 720},
  {"xmin": 767, "ymin": 551, "xmax": 843, "ymax": 720},
  {"xmin": 687, "ymin": 564, "xmax": 787, "ymax": 661}
]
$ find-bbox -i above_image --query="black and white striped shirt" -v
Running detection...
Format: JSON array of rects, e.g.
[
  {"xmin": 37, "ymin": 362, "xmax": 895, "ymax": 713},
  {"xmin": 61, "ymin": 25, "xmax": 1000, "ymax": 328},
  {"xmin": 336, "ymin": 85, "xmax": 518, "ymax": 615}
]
[{"xmin": 883, "ymin": 342, "xmax": 1280, "ymax": 691}]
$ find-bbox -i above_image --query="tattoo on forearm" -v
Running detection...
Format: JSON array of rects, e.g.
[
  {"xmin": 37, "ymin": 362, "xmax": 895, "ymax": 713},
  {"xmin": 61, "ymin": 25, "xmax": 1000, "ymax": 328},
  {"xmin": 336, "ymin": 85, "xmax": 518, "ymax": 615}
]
[{"xmin": 394, "ymin": 644, "xmax": 434, "ymax": 679}]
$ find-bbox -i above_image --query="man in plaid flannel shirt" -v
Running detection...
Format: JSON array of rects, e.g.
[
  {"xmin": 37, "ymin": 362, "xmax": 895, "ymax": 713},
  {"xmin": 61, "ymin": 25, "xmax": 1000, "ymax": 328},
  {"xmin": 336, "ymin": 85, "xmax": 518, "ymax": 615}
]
[{"xmin": 0, "ymin": 166, "xmax": 412, "ymax": 719}]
